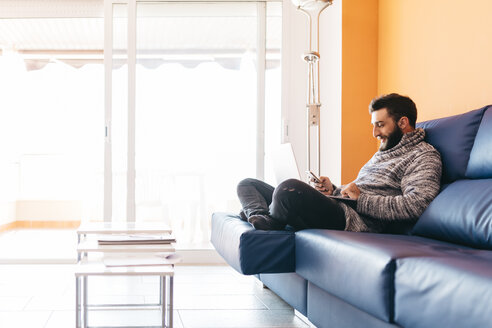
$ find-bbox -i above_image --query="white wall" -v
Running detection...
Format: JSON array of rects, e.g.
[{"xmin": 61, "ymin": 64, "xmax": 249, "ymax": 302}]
[
  {"xmin": 15, "ymin": 200, "xmax": 82, "ymax": 221},
  {"xmin": 0, "ymin": 162, "xmax": 17, "ymax": 226},
  {"xmin": 281, "ymin": 0, "xmax": 342, "ymax": 185},
  {"xmin": 0, "ymin": 202, "xmax": 16, "ymax": 226}
]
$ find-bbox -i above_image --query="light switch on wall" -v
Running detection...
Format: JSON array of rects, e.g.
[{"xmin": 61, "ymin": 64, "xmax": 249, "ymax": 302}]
[{"xmin": 282, "ymin": 118, "xmax": 289, "ymax": 143}]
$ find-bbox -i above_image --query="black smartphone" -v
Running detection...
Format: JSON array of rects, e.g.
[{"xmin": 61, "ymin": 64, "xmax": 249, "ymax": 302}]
[{"xmin": 306, "ymin": 170, "xmax": 321, "ymax": 183}]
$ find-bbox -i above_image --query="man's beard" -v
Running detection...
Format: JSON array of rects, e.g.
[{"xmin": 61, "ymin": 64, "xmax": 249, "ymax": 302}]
[{"xmin": 379, "ymin": 127, "xmax": 403, "ymax": 151}]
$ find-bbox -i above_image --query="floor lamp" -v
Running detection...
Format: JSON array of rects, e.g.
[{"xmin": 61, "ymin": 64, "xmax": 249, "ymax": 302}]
[{"xmin": 292, "ymin": 0, "xmax": 333, "ymax": 176}]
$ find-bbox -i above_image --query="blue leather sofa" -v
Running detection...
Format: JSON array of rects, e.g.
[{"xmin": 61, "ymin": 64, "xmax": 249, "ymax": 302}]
[{"xmin": 211, "ymin": 105, "xmax": 492, "ymax": 328}]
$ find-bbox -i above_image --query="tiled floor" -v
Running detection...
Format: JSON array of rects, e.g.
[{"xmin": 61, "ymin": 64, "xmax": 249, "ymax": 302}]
[
  {"xmin": 0, "ymin": 264, "xmax": 310, "ymax": 328},
  {"xmin": 0, "ymin": 230, "xmax": 311, "ymax": 328}
]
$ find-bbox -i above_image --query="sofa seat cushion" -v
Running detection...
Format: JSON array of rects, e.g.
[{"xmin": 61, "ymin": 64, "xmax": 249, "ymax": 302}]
[
  {"xmin": 295, "ymin": 230, "xmax": 469, "ymax": 322},
  {"xmin": 394, "ymin": 251, "xmax": 492, "ymax": 328},
  {"xmin": 211, "ymin": 212, "xmax": 295, "ymax": 275}
]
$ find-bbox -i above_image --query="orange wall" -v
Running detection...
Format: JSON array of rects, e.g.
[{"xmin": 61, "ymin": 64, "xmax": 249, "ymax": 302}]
[
  {"xmin": 340, "ymin": 0, "xmax": 492, "ymax": 182},
  {"xmin": 378, "ymin": 0, "xmax": 492, "ymax": 121},
  {"xmin": 341, "ymin": 0, "xmax": 379, "ymax": 183}
]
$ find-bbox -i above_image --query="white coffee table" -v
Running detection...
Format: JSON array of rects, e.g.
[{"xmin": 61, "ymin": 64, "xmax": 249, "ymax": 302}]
[
  {"xmin": 75, "ymin": 222, "xmax": 176, "ymax": 328},
  {"xmin": 77, "ymin": 240, "xmax": 175, "ymax": 259},
  {"xmin": 77, "ymin": 221, "xmax": 173, "ymax": 261},
  {"xmin": 77, "ymin": 221, "xmax": 172, "ymax": 236},
  {"xmin": 75, "ymin": 259, "xmax": 174, "ymax": 328}
]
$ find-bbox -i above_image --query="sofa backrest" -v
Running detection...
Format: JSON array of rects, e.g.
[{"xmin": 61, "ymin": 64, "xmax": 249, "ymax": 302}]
[
  {"xmin": 413, "ymin": 105, "xmax": 492, "ymax": 250},
  {"xmin": 466, "ymin": 107, "xmax": 492, "ymax": 179},
  {"xmin": 416, "ymin": 106, "xmax": 488, "ymax": 184}
]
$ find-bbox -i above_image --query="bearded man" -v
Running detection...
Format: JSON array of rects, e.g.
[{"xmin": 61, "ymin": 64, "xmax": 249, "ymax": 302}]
[{"xmin": 236, "ymin": 93, "xmax": 442, "ymax": 233}]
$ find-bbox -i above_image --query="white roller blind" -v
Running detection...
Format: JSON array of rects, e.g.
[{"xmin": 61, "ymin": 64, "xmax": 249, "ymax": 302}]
[{"xmin": 0, "ymin": 1, "xmax": 280, "ymax": 53}]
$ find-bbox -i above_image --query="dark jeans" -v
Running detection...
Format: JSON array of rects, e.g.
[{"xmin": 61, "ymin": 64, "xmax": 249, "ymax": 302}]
[{"xmin": 237, "ymin": 178, "xmax": 346, "ymax": 231}]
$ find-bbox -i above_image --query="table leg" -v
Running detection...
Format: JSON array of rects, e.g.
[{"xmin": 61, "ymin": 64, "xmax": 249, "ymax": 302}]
[
  {"xmin": 161, "ymin": 276, "xmax": 166, "ymax": 328},
  {"xmin": 76, "ymin": 276, "xmax": 80, "ymax": 328},
  {"xmin": 169, "ymin": 276, "xmax": 174, "ymax": 328},
  {"xmin": 83, "ymin": 276, "xmax": 88, "ymax": 328},
  {"xmin": 159, "ymin": 275, "xmax": 163, "ymax": 306}
]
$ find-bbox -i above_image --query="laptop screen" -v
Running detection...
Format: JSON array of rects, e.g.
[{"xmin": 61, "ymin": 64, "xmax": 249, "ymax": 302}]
[{"xmin": 268, "ymin": 143, "xmax": 301, "ymax": 185}]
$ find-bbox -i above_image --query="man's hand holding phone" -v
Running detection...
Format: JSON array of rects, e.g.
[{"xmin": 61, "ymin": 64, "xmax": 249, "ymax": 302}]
[{"xmin": 307, "ymin": 171, "xmax": 334, "ymax": 196}]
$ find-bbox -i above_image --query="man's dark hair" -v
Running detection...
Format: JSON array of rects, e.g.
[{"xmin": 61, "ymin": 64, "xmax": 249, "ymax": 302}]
[{"xmin": 369, "ymin": 93, "xmax": 417, "ymax": 128}]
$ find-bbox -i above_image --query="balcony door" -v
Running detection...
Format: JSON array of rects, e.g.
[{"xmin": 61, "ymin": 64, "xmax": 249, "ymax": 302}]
[{"xmin": 104, "ymin": 0, "xmax": 281, "ymax": 247}]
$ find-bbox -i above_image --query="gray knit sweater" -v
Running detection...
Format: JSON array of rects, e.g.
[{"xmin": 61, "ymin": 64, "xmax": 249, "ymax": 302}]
[{"xmin": 334, "ymin": 128, "xmax": 442, "ymax": 233}]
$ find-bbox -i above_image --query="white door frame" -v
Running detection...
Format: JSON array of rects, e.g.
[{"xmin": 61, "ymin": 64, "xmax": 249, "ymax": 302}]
[
  {"xmin": 103, "ymin": 0, "xmax": 271, "ymax": 222},
  {"xmin": 103, "ymin": 1, "xmax": 113, "ymax": 222}
]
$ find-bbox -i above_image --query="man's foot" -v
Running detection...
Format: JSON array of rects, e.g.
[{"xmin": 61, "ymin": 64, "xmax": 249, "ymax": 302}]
[
  {"xmin": 239, "ymin": 210, "xmax": 248, "ymax": 222},
  {"xmin": 248, "ymin": 214, "xmax": 284, "ymax": 231}
]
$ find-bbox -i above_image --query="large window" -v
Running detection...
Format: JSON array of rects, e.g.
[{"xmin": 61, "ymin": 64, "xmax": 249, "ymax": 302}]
[
  {"xmin": 0, "ymin": 0, "xmax": 281, "ymax": 249},
  {"xmin": 0, "ymin": 2, "xmax": 106, "ymax": 227},
  {"xmin": 107, "ymin": 1, "xmax": 281, "ymax": 247}
]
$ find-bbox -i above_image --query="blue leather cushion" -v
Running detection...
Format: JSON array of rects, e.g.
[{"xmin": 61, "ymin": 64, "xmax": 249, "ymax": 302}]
[
  {"xmin": 417, "ymin": 106, "xmax": 486, "ymax": 183},
  {"xmin": 412, "ymin": 179, "xmax": 492, "ymax": 249},
  {"xmin": 295, "ymin": 230, "xmax": 468, "ymax": 322},
  {"xmin": 394, "ymin": 252, "xmax": 492, "ymax": 328},
  {"xmin": 466, "ymin": 106, "xmax": 492, "ymax": 178},
  {"xmin": 211, "ymin": 212, "xmax": 295, "ymax": 275},
  {"xmin": 259, "ymin": 273, "xmax": 308, "ymax": 315}
]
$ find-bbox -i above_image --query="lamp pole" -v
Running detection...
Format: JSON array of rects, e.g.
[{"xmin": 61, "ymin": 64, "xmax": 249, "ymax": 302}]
[{"xmin": 292, "ymin": 0, "xmax": 333, "ymax": 177}]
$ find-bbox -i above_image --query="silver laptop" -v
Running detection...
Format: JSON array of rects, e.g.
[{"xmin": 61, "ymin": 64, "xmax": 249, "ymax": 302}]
[
  {"xmin": 268, "ymin": 143, "xmax": 356, "ymax": 205},
  {"xmin": 269, "ymin": 143, "xmax": 301, "ymax": 184}
]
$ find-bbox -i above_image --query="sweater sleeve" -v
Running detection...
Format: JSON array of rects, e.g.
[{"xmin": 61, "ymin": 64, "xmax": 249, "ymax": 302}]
[{"xmin": 356, "ymin": 150, "xmax": 442, "ymax": 221}]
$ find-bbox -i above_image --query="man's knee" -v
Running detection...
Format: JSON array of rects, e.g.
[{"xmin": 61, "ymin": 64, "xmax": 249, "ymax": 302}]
[
  {"xmin": 237, "ymin": 178, "xmax": 260, "ymax": 188},
  {"xmin": 277, "ymin": 178, "xmax": 305, "ymax": 192},
  {"xmin": 237, "ymin": 178, "xmax": 260, "ymax": 194},
  {"xmin": 274, "ymin": 179, "xmax": 306, "ymax": 200}
]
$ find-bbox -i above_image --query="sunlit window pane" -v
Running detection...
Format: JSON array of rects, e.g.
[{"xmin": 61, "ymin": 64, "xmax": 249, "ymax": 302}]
[{"xmin": 132, "ymin": 2, "xmax": 281, "ymax": 246}]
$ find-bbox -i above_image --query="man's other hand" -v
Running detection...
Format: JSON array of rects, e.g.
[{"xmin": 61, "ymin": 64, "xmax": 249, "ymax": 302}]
[
  {"xmin": 340, "ymin": 182, "xmax": 360, "ymax": 200},
  {"xmin": 311, "ymin": 176, "xmax": 334, "ymax": 196}
]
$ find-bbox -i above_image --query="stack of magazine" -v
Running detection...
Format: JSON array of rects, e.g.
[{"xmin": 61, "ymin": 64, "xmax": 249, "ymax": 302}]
[{"xmin": 97, "ymin": 233, "xmax": 176, "ymax": 245}]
